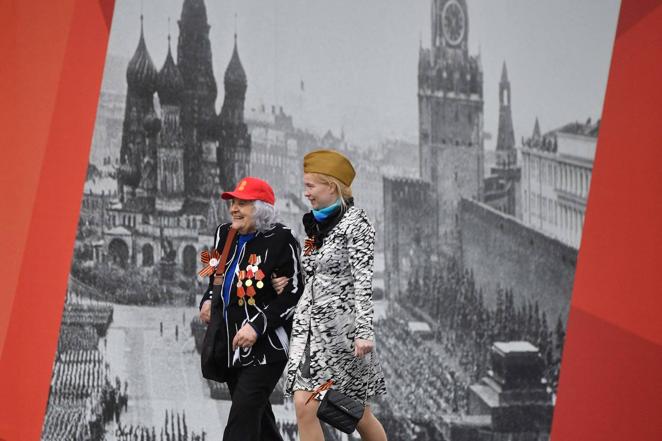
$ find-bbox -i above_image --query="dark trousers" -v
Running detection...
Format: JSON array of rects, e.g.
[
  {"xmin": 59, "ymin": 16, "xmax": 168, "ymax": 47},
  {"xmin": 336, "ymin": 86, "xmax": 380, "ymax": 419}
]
[{"xmin": 223, "ymin": 360, "xmax": 287, "ymax": 441}]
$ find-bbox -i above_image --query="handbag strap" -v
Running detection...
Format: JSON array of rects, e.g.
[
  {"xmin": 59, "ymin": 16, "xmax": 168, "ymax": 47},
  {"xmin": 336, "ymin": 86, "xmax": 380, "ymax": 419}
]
[
  {"xmin": 348, "ymin": 351, "xmax": 374, "ymax": 405},
  {"xmin": 212, "ymin": 227, "xmax": 238, "ymax": 289}
]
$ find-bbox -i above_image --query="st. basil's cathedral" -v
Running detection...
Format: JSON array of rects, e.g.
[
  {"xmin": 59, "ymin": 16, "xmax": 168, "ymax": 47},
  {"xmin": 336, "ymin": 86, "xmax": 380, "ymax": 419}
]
[{"xmin": 104, "ymin": 0, "xmax": 250, "ymax": 277}]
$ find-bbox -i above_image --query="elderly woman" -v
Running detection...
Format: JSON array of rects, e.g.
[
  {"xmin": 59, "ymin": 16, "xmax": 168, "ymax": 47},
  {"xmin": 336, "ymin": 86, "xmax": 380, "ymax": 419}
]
[
  {"xmin": 198, "ymin": 177, "xmax": 303, "ymax": 441},
  {"xmin": 274, "ymin": 150, "xmax": 387, "ymax": 441}
]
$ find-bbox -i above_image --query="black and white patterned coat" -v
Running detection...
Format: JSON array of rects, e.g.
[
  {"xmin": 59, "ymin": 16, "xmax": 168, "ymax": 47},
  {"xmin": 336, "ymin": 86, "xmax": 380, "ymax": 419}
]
[{"xmin": 284, "ymin": 207, "xmax": 387, "ymax": 401}]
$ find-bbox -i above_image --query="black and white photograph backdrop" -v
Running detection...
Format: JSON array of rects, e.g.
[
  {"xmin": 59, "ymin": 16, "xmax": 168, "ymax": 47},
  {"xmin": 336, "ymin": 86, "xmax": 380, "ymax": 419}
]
[{"xmin": 43, "ymin": 0, "xmax": 620, "ymax": 440}]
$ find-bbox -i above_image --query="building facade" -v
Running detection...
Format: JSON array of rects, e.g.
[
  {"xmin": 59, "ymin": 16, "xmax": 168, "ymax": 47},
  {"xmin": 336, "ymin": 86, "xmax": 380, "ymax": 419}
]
[
  {"xmin": 521, "ymin": 119, "xmax": 598, "ymax": 248},
  {"xmin": 246, "ymin": 105, "xmax": 301, "ymax": 201},
  {"xmin": 383, "ymin": 177, "xmax": 437, "ymax": 298}
]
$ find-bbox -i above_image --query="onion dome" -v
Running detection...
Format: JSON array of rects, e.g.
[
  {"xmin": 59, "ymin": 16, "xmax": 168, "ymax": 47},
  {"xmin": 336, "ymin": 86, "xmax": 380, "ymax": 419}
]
[
  {"xmin": 126, "ymin": 17, "xmax": 158, "ymax": 97},
  {"xmin": 143, "ymin": 110, "xmax": 162, "ymax": 135},
  {"xmin": 118, "ymin": 161, "xmax": 141, "ymax": 188},
  {"xmin": 180, "ymin": 0, "xmax": 208, "ymax": 28},
  {"xmin": 224, "ymin": 35, "xmax": 247, "ymax": 93},
  {"xmin": 157, "ymin": 39, "xmax": 184, "ymax": 106}
]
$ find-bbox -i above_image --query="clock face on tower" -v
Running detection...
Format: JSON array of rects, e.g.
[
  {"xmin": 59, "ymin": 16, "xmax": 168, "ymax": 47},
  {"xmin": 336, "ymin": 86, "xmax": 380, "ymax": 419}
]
[{"xmin": 442, "ymin": 0, "xmax": 466, "ymax": 47}]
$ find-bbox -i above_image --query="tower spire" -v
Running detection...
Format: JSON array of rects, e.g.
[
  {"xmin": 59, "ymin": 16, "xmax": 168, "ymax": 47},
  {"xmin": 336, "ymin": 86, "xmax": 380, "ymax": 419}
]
[
  {"xmin": 501, "ymin": 61, "xmax": 509, "ymax": 83},
  {"xmin": 496, "ymin": 60, "xmax": 515, "ymax": 152},
  {"xmin": 533, "ymin": 117, "xmax": 541, "ymax": 138}
]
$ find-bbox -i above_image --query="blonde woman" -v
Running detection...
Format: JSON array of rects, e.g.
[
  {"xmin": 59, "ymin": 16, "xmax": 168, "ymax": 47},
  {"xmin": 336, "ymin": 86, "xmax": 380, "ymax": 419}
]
[{"xmin": 273, "ymin": 150, "xmax": 388, "ymax": 441}]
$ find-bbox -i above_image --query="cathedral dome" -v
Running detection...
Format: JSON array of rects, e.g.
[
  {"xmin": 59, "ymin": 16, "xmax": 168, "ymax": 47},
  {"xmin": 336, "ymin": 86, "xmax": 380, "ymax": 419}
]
[
  {"xmin": 224, "ymin": 36, "xmax": 247, "ymax": 92},
  {"xmin": 157, "ymin": 42, "xmax": 184, "ymax": 106},
  {"xmin": 143, "ymin": 110, "xmax": 162, "ymax": 135},
  {"xmin": 118, "ymin": 161, "xmax": 141, "ymax": 189},
  {"xmin": 180, "ymin": 0, "xmax": 208, "ymax": 27},
  {"xmin": 126, "ymin": 19, "xmax": 158, "ymax": 97}
]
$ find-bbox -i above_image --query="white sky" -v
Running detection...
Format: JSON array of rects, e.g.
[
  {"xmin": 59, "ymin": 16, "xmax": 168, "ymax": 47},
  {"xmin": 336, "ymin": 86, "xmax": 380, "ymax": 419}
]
[{"xmin": 106, "ymin": 0, "xmax": 620, "ymax": 147}]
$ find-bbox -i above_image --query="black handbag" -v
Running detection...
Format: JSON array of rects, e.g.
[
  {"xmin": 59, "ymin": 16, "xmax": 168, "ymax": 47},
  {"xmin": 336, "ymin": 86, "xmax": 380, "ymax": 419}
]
[
  {"xmin": 314, "ymin": 353, "xmax": 372, "ymax": 434},
  {"xmin": 317, "ymin": 388, "xmax": 366, "ymax": 434}
]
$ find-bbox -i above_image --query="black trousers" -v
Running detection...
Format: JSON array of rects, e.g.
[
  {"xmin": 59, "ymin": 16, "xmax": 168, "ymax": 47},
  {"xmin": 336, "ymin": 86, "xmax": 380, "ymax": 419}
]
[{"xmin": 223, "ymin": 360, "xmax": 287, "ymax": 441}]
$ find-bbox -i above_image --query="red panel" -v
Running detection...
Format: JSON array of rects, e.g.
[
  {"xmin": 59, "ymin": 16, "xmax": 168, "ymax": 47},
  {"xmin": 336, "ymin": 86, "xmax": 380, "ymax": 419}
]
[
  {"xmin": 0, "ymin": 0, "xmax": 76, "ymax": 368},
  {"xmin": 615, "ymin": 0, "xmax": 662, "ymax": 37},
  {"xmin": 553, "ymin": 1, "xmax": 662, "ymax": 440},
  {"xmin": 571, "ymin": 2, "xmax": 662, "ymax": 348},
  {"xmin": 553, "ymin": 308, "xmax": 662, "ymax": 440},
  {"xmin": 0, "ymin": 0, "xmax": 114, "ymax": 439}
]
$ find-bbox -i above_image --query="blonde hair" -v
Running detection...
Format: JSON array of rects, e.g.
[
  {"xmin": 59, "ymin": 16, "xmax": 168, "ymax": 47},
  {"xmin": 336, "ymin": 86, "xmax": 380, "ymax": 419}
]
[{"xmin": 309, "ymin": 172, "xmax": 353, "ymax": 207}]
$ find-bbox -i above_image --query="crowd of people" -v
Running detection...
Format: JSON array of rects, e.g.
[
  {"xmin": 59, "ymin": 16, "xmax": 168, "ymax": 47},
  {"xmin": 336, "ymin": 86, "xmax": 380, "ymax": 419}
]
[
  {"xmin": 361, "ymin": 258, "xmax": 564, "ymax": 440},
  {"xmin": 59, "ymin": 302, "xmax": 114, "ymax": 336},
  {"xmin": 70, "ymin": 260, "xmax": 196, "ymax": 306},
  {"xmin": 41, "ymin": 399, "xmax": 92, "ymax": 441},
  {"xmin": 275, "ymin": 420, "xmax": 298, "ymax": 441},
  {"xmin": 114, "ymin": 410, "xmax": 206, "ymax": 441},
  {"xmin": 405, "ymin": 258, "xmax": 565, "ymax": 391},
  {"xmin": 373, "ymin": 314, "xmax": 468, "ymax": 439},
  {"xmin": 42, "ymin": 298, "xmax": 128, "ymax": 441},
  {"xmin": 57, "ymin": 325, "xmax": 99, "ymax": 352}
]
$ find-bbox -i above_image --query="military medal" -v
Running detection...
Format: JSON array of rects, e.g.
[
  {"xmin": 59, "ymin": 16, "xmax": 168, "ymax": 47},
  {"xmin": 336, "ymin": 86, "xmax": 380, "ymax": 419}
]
[
  {"xmin": 237, "ymin": 254, "xmax": 261, "ymax": 306},
  {"xmin": 199, "ymin": 249, "xmax": 221, "ymax": 277},
  {"xmin": 255, "ymin": 269, "xmax": 265, "ymax": 290},
  {"xmin": 236, "ymin": 270, "xmax": 246, "ymax": 306}
]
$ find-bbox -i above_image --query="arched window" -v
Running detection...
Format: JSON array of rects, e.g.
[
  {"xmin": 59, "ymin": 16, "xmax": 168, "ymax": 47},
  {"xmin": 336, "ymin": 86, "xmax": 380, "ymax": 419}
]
[
  {"xmin": 142, "ymin": 243, "xmax": 154, "ymax": 267},
  {"xmin": 182, "ymin": 245, "xmax": 197, "ymax": 276}
]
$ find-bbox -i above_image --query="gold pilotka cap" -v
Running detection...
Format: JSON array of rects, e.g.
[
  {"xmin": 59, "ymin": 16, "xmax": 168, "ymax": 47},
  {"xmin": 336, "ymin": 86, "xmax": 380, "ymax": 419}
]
[{"xmin": 303, "ymin": 149, "xmax": 356, "ymax": 186}]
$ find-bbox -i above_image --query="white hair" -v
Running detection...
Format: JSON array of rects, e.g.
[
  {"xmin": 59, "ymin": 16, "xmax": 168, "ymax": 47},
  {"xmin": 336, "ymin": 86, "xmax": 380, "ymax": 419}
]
[{"xmin": 253, "ymin": 200, "xmax": 278, "ymax": 232}]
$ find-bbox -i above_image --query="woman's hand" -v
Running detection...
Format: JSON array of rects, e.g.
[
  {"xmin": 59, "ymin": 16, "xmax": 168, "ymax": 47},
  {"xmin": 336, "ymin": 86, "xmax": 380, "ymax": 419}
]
[
  {"xmin": 354, "ymin": 338, "xmax": 374, "ymax": 357},
  {"xmin": 199, "ymin": 300, "xmax": 211, "ymax": 324},
  {"xmin": 271, "ymin": 273, "xmax": 289, "ymax": 294},
  {"xmin": 232, "ymin": 323, "xmax": 258, "ymax": 350}
]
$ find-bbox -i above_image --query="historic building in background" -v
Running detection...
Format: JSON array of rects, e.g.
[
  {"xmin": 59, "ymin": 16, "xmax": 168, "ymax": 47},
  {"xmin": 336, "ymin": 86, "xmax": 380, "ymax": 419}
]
[
  {"xmin": 216, "ymin": 35, "xmax": 251, "ymax": 193},
  {"xmin": 104, "ymin": 0, "xmax": 249, "ymax": 274},
  {"xmin": 484, "ymin": 63, "xmax": 521, "ymax": 217},
  {"xmin": 382, "ymin": 0, "xmax": 588, "ymax": 399},
  {"xmin": 385, "ymin": 0, "xmax": 484, "ymax": 296},
  {"xmin": 245, "ymin": 105, "xmax": 307, "ymax": 239},
  {"xmin": 246, "ymin": 105, "xmax": 301, "ymax": 203},
  {"xmin": 418, "ymin": 0, "xmax": 485, "ymax": 258},
  {"xmin": 521, "ymin": 119, "xmax": 598, "ymax": 248}
]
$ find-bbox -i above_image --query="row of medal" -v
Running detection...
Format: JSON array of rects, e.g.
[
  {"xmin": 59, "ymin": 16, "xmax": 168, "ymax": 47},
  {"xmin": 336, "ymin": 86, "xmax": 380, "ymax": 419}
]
[{"xmin": 236, "ymin": 253, "xmax": 266, "ymax": 306}]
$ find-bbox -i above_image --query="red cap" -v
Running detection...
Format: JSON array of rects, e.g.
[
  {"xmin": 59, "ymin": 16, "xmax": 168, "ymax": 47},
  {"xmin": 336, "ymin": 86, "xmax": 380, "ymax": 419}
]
[{"xmin": 221, "ymin": 177, "xmax": 276, "ymax": 205}]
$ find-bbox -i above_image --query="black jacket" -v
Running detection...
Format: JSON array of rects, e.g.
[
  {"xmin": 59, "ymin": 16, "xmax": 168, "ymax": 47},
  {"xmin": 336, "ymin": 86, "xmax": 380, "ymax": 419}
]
[{"xmin": 199, "ymin": 222, "xmax": 303, "ymax": 375}]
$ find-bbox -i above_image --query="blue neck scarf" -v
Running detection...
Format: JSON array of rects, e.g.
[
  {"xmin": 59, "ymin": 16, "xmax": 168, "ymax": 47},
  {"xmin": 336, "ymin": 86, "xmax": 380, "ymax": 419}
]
[{"xmin": 312, "ymin": 198, "xmax": 342, "ymax": 222}]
